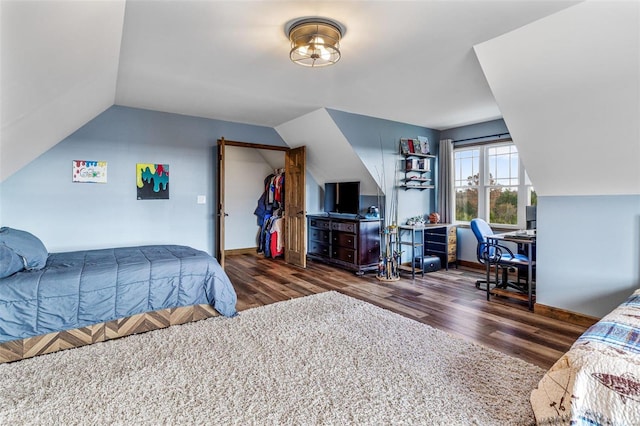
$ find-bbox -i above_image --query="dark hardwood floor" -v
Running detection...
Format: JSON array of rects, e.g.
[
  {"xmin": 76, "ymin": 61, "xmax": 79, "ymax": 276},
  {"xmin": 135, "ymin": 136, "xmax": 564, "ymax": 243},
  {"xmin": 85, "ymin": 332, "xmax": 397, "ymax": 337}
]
[{"xmin": 225, "ymin": 253, "xmax": 588, "ymax": 370}]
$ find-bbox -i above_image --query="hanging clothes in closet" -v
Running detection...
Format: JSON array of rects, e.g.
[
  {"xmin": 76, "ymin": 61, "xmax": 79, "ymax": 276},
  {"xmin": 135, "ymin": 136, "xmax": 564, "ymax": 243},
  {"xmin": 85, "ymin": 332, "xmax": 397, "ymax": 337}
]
[{"xmin": 254, "ymin": 169, "xmax": 285, "ymax": 258}]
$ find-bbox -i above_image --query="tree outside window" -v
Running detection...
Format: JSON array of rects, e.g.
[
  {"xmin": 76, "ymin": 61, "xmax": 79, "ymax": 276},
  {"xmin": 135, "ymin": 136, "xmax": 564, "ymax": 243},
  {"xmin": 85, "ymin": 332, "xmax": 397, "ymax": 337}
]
[
  {"xmin": 487, "ymin": 145, "xmax": 518, "ymax": 225},
  {"xmin": 454, "ymin": 149, "xmax": 479, "ymax": 222}
]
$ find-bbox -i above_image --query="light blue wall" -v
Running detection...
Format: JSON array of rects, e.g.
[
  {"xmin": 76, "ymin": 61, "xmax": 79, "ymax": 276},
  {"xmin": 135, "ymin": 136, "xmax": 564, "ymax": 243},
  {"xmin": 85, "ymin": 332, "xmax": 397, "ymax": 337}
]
[
  {"xmin": 0, "ymin": 106, "xmax": 286, "ymax": 254},
  {"xmin": 327, "ymin": 109, "xmax": 440, "ymax": 224},
  {"xmin": 537, "ymin": 195, "xmax": 640, "ymax": 317}
]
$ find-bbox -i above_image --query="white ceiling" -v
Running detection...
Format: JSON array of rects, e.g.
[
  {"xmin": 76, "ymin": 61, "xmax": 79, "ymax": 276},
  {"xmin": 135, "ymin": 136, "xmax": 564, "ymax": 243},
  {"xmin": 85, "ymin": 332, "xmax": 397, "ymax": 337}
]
[
  {"xmin": 1, "ymin": 0, "xmax": 581, "ymax": 181},
  {"xmin": 114, "ymin": 0, "xmax": 580, "ymax": 129}
]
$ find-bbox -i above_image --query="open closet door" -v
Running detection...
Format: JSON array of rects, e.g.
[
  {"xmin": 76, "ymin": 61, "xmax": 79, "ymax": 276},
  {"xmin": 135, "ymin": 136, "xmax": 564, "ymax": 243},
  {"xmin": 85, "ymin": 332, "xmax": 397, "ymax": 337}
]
[
  {"xmin": 216, "ymin": 138, "xmax": 226, "ymax": 267},
  {"xmin": 217, "ymin": 139, "xmax": 306, "ymax": 269},
  {"xmin": 284, "ymin": 146, "xmax": 306, "ymax": 268}
]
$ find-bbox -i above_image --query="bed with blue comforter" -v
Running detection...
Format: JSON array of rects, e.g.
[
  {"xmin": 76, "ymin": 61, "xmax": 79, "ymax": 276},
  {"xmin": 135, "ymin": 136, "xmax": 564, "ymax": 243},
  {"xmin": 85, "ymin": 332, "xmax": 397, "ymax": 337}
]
[{"xmin": 0, "ymin": 227, "xmax": 237, "ymax": 362}]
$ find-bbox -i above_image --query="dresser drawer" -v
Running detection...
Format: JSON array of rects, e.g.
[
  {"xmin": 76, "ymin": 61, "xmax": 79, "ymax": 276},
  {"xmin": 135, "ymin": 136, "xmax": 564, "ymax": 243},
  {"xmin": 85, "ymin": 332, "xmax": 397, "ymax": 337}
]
[
  {"xmin": 309, "ymin": 218, "xmax": 331, "ymax": 230},
  {"xmin": 332, "ymin": 247, "xmax": 356, "ymax": 264},
  {"xmin": 331, "ymin": 222, "xmax": 356, "ymax": 233},
  {"xmin": 308, "ymin": 241, "xmax": 330, "ymax": 256},
  {"xmin": 309, "ymin": 228, "xmax": 330, "ymax": 243},
  {"xmin": 333, "ymin": 232, "xmax": 356, "ymax": 249}
]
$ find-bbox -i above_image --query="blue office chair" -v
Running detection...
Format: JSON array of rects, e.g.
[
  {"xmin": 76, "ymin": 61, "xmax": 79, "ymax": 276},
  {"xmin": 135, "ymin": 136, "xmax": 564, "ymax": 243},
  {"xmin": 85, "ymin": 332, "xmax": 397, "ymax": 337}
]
[{"xmin": 470, "ymin": 218, "xmax": 530, "ymax": 295}]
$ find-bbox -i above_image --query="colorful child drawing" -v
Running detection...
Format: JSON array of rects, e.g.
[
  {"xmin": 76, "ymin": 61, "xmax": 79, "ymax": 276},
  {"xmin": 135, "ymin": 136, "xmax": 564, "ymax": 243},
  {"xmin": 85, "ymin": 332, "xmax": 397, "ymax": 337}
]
[
  {"xmin": 73, "ymin": 160, "xmax": 107, "ymax": 183},
  {"xmin": 136, "ymin": 163, "xmax": 169, "ymax": 199}
]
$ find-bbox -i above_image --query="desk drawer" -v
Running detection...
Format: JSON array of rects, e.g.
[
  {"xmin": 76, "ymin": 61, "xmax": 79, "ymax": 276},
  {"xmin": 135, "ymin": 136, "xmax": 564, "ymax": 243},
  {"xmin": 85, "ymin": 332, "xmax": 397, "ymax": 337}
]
[
  {"xmin": 425, "ymin": 241, "xmax": 446, "ymax": 252},
  {"xmin": 425, "ymin": 234, "xmax": 456, "ymax": 244}
]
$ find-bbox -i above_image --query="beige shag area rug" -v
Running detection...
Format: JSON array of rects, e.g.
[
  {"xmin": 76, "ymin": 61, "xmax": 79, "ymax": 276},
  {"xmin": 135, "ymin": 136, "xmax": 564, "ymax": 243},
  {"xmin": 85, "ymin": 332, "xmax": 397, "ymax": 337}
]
[{"xmin": 0, "ymin": 291, "xmax": 544, "ymax": 425}]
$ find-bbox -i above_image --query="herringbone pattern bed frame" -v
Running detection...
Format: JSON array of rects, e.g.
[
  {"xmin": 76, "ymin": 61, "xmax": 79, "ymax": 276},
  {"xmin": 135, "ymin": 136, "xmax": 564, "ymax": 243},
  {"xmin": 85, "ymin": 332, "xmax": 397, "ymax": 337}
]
[{"xmin": 0, "ymin": 304, "xmax": 218, "ymax": 364}]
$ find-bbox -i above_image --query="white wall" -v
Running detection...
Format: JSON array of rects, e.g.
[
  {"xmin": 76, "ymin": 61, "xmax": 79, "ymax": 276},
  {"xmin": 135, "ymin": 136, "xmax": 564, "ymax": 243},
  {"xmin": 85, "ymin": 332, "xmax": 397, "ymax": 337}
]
[
  {"xmin": 224, "ymin": 146, "xmax": 281, "ymax": 250},
  {"xmin": 1, "ymin": 0, "xmax": 126, "ymax": 182},
  {"xmin": 276, "ymin": 109, "xmax": 380, "ymax": 197},
  {"xmin": 474, "ymin": 1, "xmax": 639, "ymax": 197}
]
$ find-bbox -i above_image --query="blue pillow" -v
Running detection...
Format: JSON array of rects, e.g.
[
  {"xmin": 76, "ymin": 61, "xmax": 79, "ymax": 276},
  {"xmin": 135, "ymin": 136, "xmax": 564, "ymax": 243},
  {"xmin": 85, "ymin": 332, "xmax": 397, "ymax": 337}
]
[
  {"xmin": 0, "ymin": 227, "xmax": 48, "ymax": 270},
  {"xmin": 0, "ymin": 244, "xmax": 25, "ymax": 278}
]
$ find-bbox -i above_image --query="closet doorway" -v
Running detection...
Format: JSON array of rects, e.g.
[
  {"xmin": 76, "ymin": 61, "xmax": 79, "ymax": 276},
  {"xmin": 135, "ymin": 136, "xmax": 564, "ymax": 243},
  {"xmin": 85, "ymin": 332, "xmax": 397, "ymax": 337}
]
[{"xmin": 216, "ymin": 138, "xmax": 306, "ymax": 269}]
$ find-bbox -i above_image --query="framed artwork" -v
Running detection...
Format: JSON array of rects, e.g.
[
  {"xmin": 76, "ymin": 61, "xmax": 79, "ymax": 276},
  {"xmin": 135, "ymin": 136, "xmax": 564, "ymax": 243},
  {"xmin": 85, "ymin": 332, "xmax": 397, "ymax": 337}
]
[
  {"xmin": 73, "ymin": 160, "xmax": 107, "ymax": 183},
  {"xmin": 136, "ymin": 163, "xmax": 169, "ymax": 200}
]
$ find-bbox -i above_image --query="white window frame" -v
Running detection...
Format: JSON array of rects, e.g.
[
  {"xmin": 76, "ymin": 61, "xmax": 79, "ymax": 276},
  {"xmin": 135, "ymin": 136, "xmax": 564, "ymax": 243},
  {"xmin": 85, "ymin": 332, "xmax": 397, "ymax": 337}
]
[{"xmin": 453, "ymin": 141, "xmax": 533, "ymax": 228}]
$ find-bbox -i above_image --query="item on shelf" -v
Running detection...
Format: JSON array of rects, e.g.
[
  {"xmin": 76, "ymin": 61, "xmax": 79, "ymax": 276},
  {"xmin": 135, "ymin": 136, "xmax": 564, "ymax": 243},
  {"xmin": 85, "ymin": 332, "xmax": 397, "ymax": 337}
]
[
  {"xmin": 400, "ymin": 150, "xmax": 435, "ymax": 191},
  {"xmin": 429, "ymin": 212, "xmax": 440, "ymax": 224},
  {"xmin": 417, "ymin": 136, "xmax": 430, "ymax": 155},
  {"xmin": 400, "ymin": 137, "xmax": 431, "ymax": 156},
  {"xmin": 399, "ymin": 139, "xmax": 410, "ymax": 155}
]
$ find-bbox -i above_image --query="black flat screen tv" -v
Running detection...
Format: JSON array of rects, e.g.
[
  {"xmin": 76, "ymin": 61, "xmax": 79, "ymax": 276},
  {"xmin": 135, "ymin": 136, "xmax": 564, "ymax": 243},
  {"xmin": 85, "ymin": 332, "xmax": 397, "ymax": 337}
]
[{"xmin": 324, "ymin": 181, "xmax": 360, "ymax": 215}]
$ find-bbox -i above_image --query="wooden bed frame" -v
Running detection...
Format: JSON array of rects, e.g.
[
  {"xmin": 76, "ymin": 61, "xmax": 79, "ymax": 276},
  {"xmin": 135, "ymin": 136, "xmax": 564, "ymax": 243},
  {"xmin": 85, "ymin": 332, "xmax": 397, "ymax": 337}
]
[{"xmin": 0, "ymin": 304, "xmax": 218, "ymax": 364}]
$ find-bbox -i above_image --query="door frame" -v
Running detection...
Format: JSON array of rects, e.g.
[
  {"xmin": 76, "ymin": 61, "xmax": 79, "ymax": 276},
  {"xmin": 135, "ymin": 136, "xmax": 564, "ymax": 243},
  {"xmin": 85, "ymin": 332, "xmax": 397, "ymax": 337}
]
[{"xmin": 216, "ymin": 138, "xmax": 305, "ymax": 268}]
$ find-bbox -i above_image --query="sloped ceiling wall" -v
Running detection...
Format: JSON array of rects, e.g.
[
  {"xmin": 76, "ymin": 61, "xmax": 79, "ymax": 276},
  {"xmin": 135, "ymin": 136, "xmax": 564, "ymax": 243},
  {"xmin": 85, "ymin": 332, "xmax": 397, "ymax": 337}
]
[
  {"xmin": 474, "ymin": 0, "xmax": 639, "ymax": 197},
  {"xmin": 0, "ymin": 1, "xmax": 126, "ymax": 181},
  {"xmin": 275, "ymin": 109, "xmax": 379, "ymax": 195}
]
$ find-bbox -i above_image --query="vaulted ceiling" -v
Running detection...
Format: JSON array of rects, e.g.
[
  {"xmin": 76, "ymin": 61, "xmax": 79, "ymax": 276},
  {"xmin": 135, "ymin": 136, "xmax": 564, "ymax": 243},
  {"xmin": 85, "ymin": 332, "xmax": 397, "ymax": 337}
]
[{"xmin": 1, "ymin": 0, "xmax": 582, "ymax": 181}]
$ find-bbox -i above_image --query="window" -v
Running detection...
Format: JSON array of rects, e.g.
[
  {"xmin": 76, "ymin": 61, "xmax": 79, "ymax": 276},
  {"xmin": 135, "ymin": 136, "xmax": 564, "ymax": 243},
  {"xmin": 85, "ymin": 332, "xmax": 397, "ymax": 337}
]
[{"xmin": 454, "ymin": 141, "xmax": 535, "ymax": 227}]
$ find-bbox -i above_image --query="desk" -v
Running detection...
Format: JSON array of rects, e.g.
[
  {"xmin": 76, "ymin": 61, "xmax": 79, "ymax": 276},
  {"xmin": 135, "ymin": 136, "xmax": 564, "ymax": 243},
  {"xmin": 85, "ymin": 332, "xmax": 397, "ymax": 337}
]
[
  {"xmin": 398, "ymin": 225, "xmax": 425, "ymax": 278},
  {"xmin": 486, "ymin": 231, "xmax": 536, "ymax": 311}
]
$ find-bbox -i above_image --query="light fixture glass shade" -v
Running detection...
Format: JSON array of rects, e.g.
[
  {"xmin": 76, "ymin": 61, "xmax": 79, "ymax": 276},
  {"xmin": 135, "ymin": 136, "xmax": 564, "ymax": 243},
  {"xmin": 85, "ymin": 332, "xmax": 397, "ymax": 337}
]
[{"xmin": 288, "ymin": 18, "xmax": 343, "ymax": 67}]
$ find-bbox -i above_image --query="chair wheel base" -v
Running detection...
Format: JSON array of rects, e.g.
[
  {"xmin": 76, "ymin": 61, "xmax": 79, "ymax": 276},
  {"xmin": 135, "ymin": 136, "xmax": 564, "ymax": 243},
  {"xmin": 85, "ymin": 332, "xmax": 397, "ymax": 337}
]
[{"xmin": 475, "ymin": 280, "xmax": 489, "ymax": 291}]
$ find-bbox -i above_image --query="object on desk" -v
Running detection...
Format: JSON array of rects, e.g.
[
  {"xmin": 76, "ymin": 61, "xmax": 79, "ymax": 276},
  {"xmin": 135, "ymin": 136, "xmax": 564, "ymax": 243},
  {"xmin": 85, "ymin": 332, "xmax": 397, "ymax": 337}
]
[
  {"xmin": 526, "ymin": 205, "xmax": 537, "ymax": 230},
  {"xmin": 406, "ymin": 215, "xmax": 425, "ymax": 226},
  {"xmin": 429, "ymin": 212, "xmax": 440, "ymax": 224},
  {"xmin": 415, "ymin": 255, "xmax": 441, "ymax": 272},
  {"xmin": 509, "ymin": 230, "xmax": 536, "ymax": 240}
]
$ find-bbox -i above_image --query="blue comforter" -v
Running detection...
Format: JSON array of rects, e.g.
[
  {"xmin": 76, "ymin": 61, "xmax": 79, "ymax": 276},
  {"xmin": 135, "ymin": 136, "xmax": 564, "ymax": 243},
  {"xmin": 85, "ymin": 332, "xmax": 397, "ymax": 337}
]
[{"xmin": 0, "ymin": 245, "xmax": 237, "ymax": 343}]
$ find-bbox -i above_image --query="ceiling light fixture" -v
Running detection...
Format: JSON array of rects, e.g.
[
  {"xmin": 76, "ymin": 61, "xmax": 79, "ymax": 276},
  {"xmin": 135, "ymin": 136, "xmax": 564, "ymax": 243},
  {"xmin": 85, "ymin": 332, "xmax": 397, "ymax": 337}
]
[{"xmin": 286, "ymin": 17, "xmax": 345, "ymax": 67}]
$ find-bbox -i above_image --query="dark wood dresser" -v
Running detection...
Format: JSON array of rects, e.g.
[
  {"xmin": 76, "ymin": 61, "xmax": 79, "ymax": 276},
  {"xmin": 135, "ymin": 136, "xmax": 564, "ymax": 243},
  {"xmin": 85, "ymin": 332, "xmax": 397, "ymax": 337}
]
[{"xmin": 307, "ymin": 215, "xmax": 381, "ymax": 274}]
